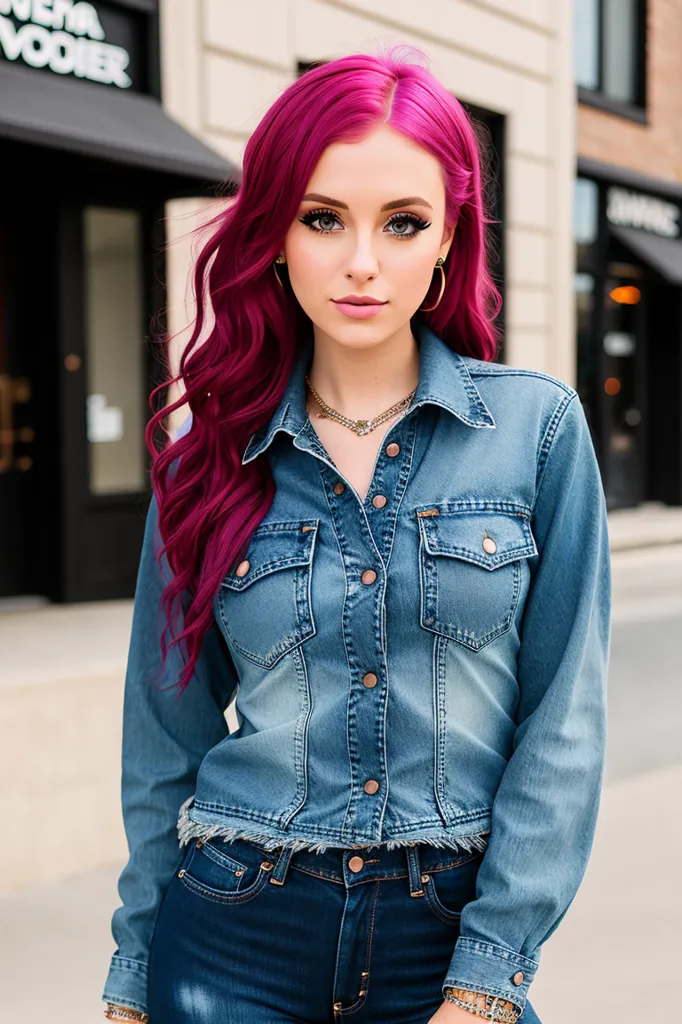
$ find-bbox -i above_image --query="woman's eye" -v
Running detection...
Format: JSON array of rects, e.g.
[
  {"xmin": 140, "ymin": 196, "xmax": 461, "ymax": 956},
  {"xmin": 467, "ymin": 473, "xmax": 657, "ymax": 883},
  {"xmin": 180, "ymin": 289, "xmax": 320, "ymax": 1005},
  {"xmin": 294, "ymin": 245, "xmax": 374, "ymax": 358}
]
[
  {"xmin": 299, "ymin": 209, "xmax": 431, "ymax": 239},
  {"xmin": 299, "ymin": 209, "xmax": 341, "ymax": 234},
  {"xmin": 385, "ymin": 213, "xmax": 431, "ymax": 238}
]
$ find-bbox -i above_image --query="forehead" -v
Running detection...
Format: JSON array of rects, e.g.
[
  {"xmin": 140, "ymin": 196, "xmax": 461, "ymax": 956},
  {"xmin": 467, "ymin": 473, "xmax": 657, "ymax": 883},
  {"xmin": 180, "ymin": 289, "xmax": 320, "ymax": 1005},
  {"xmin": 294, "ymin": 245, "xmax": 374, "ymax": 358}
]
[{"xmin": 305, "ymin": 124, "xmax": 444, "ymax": 203}]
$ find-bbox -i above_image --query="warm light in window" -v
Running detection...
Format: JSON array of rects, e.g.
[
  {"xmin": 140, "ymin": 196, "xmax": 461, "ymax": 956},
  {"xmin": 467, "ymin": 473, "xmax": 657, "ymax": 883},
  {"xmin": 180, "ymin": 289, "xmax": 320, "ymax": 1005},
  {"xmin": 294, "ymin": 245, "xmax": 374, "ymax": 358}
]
[
  {"xmin": 609, "ymin": 285, "xmax": 641, "ymax": 304},
  {"xmin": 604, "ymin": 377, "xmax": 621, "ymax": 395}
]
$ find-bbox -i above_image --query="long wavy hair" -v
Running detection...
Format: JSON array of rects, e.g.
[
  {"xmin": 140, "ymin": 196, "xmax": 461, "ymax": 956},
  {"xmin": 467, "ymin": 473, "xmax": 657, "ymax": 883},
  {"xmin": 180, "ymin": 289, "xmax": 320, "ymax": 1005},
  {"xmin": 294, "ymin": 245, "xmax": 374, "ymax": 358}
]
[{"xmin": 146, "ymin": 44, "xmax": 503, "ymax": 695}]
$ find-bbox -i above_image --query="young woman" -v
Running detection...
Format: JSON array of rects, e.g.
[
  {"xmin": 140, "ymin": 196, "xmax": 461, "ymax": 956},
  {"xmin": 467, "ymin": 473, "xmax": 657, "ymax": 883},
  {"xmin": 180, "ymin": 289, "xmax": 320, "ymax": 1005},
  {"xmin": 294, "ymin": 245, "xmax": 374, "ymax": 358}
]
[{"xmin": 102, "ymin": 47, "xmax": 611, "ymax": 1024}]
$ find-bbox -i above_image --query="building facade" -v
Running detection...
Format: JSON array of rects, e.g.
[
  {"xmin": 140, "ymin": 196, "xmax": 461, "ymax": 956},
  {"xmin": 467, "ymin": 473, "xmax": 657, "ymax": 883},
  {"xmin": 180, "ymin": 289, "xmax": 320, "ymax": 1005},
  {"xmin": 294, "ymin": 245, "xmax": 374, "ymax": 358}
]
[
  {"xmin": 575, "ymin": 0, "xmax": 682, "ymax": 508},
  {"xmin": 161, "ymin": 0, "xmax": 576, "ymax": 435},
  {"xmin": 0, "ymin": 0, "xmax": 575, "ymax": 606},
  {"xmin": 0, "ymin": 0, "xmax": 239, "ymax": 605}
]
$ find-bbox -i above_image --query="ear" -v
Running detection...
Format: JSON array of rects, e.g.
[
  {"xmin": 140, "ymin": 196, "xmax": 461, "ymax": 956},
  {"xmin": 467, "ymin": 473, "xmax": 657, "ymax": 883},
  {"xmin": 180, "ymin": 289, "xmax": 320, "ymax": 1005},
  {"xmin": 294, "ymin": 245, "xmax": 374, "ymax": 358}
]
[{"xmin": 440, "ymin": 215, "xmax": 458, "ymax": 251}]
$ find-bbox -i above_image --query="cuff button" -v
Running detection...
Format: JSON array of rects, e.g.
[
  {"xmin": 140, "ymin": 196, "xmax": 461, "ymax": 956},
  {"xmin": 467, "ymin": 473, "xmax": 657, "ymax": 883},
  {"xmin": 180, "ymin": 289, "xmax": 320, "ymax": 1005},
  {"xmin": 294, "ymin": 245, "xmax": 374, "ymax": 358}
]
[{"xmin": 512, "ymin": 971, "xmax": 524, "ymax": 985}]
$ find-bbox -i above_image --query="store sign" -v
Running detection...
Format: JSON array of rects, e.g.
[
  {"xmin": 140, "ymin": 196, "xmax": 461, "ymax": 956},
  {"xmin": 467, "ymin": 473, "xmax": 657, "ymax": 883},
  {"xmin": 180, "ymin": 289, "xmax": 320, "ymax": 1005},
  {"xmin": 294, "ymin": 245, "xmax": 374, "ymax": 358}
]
[
  {"xmin": 607, "ymin": 186, "xmax": 681, "ymax": 239},
  {"xmin": 0, "ymin": 0, "xmax": 133, "ymax": 88}
]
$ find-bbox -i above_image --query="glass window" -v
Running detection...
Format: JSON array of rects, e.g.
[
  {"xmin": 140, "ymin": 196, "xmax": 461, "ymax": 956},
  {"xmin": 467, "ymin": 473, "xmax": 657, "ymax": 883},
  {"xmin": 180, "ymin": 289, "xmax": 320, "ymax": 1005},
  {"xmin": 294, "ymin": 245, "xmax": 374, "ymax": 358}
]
[
  {"xmin": 84, "ymin": 207, "xmax": 146, "ymax": 496},
  {"xmin": 602, "ymin": 263, "xmax": 644, "ymax": 504},
  {"xmin": 575, "ymin": 0, "xmax": 600, "ymax": 90},
  {"xmin": 575, "ymin": 0, "xmax": 643, "ymax": 107},
  {"xmin": 603, "ymin": 0, "xmax": 638, "ymax": 103},
  {"xmin": 575, "ymin": 272, "xmax": 597, "ymax": 428},
  {"xmin": 574, "ymin": 178, "xmax": 600, "ymax": 268}
]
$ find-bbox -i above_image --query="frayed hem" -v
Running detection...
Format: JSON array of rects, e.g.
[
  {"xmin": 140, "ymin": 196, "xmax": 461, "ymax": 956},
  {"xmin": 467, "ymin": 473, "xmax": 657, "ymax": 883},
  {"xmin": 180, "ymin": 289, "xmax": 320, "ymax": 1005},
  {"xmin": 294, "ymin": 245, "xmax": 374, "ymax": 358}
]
[
  {"xmin": 177, "ymin": 796, "xmax": 490, "ymax": 855},
  {"xmin": 379, "ymin": 832, "xmax": 489, "ymax": 854}
]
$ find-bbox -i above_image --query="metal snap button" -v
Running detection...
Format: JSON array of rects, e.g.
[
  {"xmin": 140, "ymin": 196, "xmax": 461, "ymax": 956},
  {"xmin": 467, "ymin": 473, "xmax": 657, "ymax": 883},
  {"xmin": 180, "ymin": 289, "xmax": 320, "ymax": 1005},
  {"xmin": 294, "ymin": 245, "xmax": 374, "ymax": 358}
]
[
  {"xmin": 235, "ymin": 559, "xmax": 251, "ymax": 577},
  {"xmin": 482, "ymin": 536, "xmax": 497, "ymax": 554},
  {"xmin": 361, "ymin": 568, "xmax": 377, "ymax": 585},
  {"xmin": 333, "ymin": 481, "xmax": 345, "ymax": 494},
  {"xmin": 362, "ymin": 672, "xmax": 378, "ymax": 688},
  {"xmin": 348, "ymin": 855, "xmax": 365, "ymax": 873},
  {"xmin": 372, "ymin": 493, "xmax": 387, "ymax": 508},
  {"xmin": 386, "ymin": 442, "xmax": 400, "ymax": 456},
  {"xmin": 363, "ymin": 779, "xmax": 379, "ymax": 794},
  {"xmin": 512, "ymin": 971, "xmax": 525, "ymax": 985}
]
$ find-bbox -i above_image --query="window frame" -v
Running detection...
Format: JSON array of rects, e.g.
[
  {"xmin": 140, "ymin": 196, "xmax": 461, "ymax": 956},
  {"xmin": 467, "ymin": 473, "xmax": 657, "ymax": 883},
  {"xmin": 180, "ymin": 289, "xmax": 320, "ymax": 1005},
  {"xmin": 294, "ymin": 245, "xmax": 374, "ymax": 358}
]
[{"xmin": 576, "ymin": 0, "xmax": 648, "ymax": 122}]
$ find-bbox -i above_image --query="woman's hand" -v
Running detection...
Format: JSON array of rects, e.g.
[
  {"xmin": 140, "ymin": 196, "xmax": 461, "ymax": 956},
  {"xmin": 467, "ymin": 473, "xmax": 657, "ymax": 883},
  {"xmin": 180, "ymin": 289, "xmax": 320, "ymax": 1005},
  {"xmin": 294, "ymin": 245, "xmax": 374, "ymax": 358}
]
[{"xmin": 427, "ymin": 1000, "xmax": 482, "ymax": 1023}]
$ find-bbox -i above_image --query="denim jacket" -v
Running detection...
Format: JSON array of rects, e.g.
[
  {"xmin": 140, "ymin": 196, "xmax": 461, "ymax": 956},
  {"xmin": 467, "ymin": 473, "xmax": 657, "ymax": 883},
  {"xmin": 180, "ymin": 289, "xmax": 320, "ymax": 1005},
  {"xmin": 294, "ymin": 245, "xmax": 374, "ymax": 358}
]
[{"xmin": 103, "ymin": 321, "xmax": 611, "ymax": 1016}]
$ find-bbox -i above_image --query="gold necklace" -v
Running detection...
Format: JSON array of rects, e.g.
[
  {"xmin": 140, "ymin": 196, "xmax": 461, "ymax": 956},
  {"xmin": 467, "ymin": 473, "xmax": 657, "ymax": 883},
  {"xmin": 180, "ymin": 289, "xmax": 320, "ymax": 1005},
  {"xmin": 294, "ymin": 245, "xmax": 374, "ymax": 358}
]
[{"xmin": 304, "ymin": 375, "xmax": 417, "ymax": 436}]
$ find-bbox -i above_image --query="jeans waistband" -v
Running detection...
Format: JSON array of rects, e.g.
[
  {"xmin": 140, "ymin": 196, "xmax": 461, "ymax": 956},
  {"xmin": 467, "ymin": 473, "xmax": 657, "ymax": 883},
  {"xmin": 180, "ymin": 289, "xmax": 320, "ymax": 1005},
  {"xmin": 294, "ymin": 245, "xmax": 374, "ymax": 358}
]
[{"xmin": 238, "ymin": 837, "xmax": 484, "ymax": 889}]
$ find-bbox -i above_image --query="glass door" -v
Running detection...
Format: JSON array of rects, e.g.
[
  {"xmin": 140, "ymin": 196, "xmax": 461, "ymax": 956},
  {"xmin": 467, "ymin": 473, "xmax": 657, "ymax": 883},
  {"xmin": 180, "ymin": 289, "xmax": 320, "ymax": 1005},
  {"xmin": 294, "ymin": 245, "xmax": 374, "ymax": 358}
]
[
  {"xmin": 59, "ymin": 198, "xmax": 159, "ymax": 601},
  {"xmin": 601, "ymin": 260, "xmax": 647, "ymax": 507},
  {"xmin": 0, "ymin": 200, "xmax": 47, "ymax": 601},
  {"xmin": 83, "ymin": 207, "xmax": 147, "ymax": 497}
]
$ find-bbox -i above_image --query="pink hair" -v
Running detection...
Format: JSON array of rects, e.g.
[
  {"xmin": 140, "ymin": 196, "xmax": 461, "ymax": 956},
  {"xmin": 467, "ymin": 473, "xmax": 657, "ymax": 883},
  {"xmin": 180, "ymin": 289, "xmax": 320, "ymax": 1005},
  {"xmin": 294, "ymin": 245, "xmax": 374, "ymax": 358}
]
[{"xmin": 146, "ymin": 44, "xmax": 503, "ymax": 695}]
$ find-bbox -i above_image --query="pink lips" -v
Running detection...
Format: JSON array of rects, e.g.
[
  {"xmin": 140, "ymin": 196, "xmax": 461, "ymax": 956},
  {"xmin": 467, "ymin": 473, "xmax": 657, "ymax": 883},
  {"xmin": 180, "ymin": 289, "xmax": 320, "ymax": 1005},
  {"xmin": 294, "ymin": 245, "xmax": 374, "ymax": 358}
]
[{"xmin": 332, "ymin": 296, "xmax": 388, "ymax": 320}]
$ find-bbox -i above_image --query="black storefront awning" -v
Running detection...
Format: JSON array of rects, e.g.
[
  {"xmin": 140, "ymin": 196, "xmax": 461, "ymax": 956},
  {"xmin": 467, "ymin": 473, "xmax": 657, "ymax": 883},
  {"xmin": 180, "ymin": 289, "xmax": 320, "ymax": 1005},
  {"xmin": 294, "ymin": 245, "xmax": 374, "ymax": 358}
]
[
  {"xmin": 610, "ymin": 224, "xmax": 682, "ymax": 285},
  {"xmin": 0, "ymin": 60, "xmax": 239, "ymax": 184}
]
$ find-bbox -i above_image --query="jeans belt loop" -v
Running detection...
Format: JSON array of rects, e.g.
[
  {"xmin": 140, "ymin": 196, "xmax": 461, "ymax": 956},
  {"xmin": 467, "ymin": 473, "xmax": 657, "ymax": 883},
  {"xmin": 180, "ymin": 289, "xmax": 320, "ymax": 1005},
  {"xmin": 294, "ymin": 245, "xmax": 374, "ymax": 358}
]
[
  {"xmin": 268, "ymin": 844, "xmax": 295, "ymax": 886},
  {"xmin": 406, "ymin": 845, "xmax": 425, "ymax": 897}
]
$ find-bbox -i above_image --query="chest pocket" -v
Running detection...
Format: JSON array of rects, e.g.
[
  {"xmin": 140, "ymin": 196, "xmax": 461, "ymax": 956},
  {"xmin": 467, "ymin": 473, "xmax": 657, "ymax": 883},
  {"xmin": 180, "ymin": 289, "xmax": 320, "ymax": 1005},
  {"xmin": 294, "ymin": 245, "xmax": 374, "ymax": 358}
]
[
  {"xmin": 217, "ymin": 520, "xmax": 319, "ymax": 669},
  {"xmin": 416, "ymin": 505, "xmax": 538, "ymax": 652}
]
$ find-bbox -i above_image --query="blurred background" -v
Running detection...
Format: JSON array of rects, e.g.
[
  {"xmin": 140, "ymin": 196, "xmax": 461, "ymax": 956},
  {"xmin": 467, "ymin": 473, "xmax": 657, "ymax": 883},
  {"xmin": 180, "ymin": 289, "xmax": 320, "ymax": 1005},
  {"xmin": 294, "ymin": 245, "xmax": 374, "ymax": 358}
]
[{"xmin": 1, "ymin": 1, "xmax": 681, "ymax": 1021}]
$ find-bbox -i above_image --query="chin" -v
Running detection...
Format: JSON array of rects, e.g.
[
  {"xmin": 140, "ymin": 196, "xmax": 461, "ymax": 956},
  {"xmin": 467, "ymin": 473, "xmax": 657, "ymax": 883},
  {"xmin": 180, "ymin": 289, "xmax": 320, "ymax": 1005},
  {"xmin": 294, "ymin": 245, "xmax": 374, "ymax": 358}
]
[{"xmin": 319, "ymin": 325, "xmax": 393, "ymax": 348}]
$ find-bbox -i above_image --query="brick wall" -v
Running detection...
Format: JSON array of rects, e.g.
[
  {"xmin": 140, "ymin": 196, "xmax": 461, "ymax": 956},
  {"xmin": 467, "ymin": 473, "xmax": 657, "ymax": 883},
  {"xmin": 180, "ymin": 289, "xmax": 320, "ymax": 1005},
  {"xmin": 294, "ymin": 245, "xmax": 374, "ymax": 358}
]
[{"xmin": 578, "ymin": 0, "xmax": 682, "ymax": 182}]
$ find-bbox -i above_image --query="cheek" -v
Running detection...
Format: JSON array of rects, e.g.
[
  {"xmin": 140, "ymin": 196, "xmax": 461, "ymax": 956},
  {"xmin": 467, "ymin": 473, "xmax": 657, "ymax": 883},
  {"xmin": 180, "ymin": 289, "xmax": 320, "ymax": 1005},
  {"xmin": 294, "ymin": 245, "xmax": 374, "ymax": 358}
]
[
  {"xmin": 390, "ymin": 254, "xmax": 436, "ymax": 299},
  {"xmin": 286, "ymin": 240, "xmax": 331, "ymax": 295}
]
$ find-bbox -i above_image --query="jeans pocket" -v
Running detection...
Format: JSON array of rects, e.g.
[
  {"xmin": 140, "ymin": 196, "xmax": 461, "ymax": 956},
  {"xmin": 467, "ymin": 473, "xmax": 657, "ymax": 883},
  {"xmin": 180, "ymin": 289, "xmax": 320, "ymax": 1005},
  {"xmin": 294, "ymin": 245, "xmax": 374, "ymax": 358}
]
[
  {"xmin": 421, "ymin": 850, "xmax": 482, "ymax": 926},
  {"xmin": 178, "ymin": 837, "xmax": 275, "ymax": 905}
]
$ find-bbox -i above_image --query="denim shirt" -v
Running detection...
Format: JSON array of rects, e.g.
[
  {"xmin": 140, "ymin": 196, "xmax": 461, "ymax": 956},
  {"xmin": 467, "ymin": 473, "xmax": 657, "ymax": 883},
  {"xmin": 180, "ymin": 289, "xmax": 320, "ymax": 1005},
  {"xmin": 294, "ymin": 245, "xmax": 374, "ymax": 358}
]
[{"xmin": 103, "ymin": 321, "xmax": 611, "ymax": 1016}]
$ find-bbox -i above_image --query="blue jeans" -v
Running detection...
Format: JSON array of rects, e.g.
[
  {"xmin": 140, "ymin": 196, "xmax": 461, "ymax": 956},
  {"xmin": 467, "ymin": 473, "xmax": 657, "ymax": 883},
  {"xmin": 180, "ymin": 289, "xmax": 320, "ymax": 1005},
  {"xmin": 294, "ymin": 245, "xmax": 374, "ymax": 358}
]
[{"xmin": 147, "ymin": 835, "xmax": 543, "ymax": 1023}]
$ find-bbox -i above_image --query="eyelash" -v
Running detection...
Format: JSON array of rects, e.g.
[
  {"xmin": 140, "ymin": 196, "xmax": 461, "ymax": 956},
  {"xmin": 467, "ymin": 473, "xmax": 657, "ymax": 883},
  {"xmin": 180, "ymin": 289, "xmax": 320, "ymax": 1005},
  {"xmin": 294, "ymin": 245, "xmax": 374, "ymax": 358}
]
[{"xmin": 299, "ymin": 208, "xmax": 431, "ymax": 239}]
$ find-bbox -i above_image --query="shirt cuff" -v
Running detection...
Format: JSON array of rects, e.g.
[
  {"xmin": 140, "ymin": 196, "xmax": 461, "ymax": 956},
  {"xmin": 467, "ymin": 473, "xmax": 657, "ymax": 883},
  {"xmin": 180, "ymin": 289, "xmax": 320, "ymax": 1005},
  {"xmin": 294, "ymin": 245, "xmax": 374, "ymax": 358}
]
[
  {"xmin": 102, "ymin": 954, "xmax": 149, "ymax": 1016},
  {"xmin": 443, "ymin": 938, "xmax": 539, "ymax": 1013}
]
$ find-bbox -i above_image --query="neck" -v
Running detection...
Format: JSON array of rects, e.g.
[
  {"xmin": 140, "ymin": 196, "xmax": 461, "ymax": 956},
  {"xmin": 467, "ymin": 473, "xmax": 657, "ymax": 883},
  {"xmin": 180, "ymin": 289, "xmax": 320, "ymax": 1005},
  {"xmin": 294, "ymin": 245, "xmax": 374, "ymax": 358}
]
[{"xmin": 306, "ymin": 324, "xmax": 420, "ymax": 418}]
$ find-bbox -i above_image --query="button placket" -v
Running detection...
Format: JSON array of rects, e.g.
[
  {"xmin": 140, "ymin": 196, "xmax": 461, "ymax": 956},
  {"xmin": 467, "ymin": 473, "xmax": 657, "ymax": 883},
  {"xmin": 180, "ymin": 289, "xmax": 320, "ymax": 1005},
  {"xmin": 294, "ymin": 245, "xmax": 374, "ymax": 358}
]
[{"xmin": 318, "ymin": 418, "xmax": 416, "ymax": 842}]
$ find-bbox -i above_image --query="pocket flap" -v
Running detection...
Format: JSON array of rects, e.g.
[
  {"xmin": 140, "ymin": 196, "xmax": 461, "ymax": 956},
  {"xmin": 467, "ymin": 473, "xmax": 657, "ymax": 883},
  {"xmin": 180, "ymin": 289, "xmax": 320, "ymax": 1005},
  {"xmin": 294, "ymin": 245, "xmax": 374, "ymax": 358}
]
[
  {"xmin": 221, "ymin": 520, "xmax": 319, "ymax": 591},
  {"xmin": 417, "ymin": 507, "xmax": 537, "ymax": 570}
]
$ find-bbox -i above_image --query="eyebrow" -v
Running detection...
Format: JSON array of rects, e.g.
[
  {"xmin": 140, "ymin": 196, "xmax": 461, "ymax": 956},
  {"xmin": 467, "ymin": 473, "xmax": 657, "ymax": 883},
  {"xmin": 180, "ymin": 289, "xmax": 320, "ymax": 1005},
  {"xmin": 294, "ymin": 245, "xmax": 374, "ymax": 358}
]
[{"xmin": 301, "ymin": 193, "xmax": 433, "ymax": 212}]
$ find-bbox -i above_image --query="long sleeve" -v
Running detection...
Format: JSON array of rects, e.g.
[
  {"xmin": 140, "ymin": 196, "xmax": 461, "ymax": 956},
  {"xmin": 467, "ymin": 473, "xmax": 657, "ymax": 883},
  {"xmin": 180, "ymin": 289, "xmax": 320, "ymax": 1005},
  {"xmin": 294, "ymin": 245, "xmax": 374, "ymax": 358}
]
[
  {"xmin": 443, "ymin": 393, "xmax": 611, "ymax": 1012},
  {"xmin": 102, "ymin": 492, "xmax": 239, "ymax": 1015}
]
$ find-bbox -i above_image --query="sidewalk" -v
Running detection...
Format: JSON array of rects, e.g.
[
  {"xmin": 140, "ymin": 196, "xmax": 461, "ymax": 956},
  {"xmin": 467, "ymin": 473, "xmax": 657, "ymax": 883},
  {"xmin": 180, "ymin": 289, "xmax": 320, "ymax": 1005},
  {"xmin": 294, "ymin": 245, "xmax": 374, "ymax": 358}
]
[{"xmin": 607, "ymin": 499, "xmax": 682, "ymax": 550}]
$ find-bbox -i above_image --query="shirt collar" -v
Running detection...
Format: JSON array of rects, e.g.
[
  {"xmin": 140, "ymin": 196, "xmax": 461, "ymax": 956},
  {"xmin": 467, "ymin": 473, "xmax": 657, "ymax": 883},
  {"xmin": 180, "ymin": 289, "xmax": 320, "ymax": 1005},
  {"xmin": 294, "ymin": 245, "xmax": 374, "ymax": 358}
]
[{"xmin": 241, "ymin": 320, "xmax": 495, "ymax": 465}]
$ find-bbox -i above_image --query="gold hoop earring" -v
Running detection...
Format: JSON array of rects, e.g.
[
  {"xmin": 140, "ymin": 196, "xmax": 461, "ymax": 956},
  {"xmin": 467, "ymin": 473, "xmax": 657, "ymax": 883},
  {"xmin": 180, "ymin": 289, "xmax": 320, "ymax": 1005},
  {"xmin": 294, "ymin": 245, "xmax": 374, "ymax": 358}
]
[
  {"xmin": 273, "ymin": 254, "xmax": 286, "ymax": 291},
  {"xmin": 419, "ymin": 257, "xmax": 446, "ymax": 312}
]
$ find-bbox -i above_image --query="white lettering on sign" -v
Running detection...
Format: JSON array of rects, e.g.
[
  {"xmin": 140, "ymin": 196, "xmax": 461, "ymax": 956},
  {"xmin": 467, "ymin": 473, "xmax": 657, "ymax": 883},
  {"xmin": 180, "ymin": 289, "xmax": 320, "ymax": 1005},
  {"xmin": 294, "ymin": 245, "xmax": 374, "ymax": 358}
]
[
  {"xmin": 607, "ymin": 186, "xmax": 681, "ymax": 239},
  {"xmin": 0, "ymin": 0, "xmax": 131, "ymax": 87}
]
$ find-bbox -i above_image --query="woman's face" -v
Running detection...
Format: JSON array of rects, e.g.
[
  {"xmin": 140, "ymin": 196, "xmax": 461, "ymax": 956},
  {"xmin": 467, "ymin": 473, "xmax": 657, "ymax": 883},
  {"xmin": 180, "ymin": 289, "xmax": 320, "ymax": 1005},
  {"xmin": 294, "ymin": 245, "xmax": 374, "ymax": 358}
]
[{"xmin": 282, "ymin": 123, "xmax": 455, "ymax": 349}]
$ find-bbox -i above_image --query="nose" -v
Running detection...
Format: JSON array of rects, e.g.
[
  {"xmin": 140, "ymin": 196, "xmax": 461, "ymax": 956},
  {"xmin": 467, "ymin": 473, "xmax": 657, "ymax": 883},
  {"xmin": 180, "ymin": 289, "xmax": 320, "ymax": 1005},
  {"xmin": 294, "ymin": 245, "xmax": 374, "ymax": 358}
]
[{"xmin": 344, "ymin": 229, "xmax": 380, "ymax": 279}]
